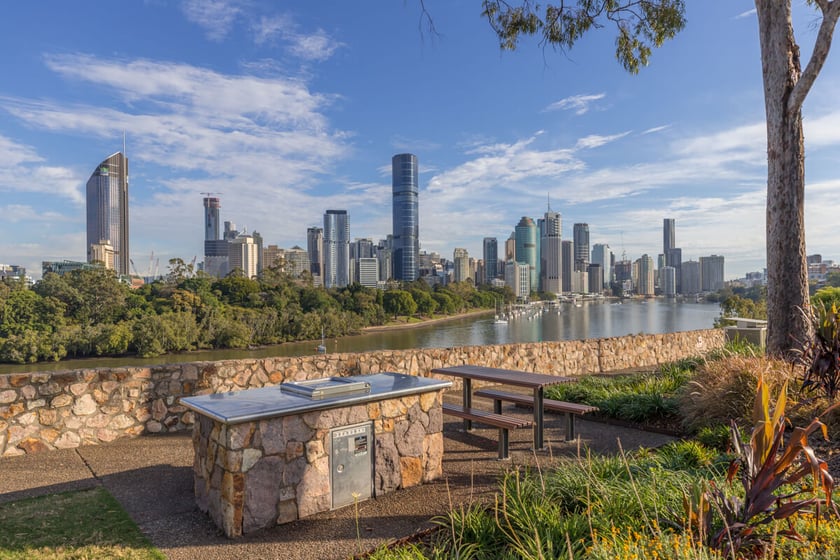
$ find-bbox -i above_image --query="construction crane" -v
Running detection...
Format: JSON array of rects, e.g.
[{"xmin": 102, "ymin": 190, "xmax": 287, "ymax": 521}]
[
  {"xmin": 200, "ymin": 192, "xmax": 223, "ymax": 197},
  {"xmin": 129, "ymin": 258, "xmax": 140, "ymax": 277}
]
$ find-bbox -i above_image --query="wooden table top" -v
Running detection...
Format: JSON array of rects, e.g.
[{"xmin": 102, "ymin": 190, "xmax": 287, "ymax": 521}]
[{"xmin": 430, "ymin": 365, "xmax": 575, "ymax": 389}]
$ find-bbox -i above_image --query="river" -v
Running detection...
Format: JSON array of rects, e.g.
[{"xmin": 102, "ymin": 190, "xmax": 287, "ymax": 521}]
[{"xmin": 0, "ymin": 298, "xmax": 720, "ymax": 374}]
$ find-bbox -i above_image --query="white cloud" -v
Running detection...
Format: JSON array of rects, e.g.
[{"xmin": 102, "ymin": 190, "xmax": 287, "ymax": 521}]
[
  {"xmin": 251, "ymin": 15, "xmax": 343, "ymax": 61},
  {"xmin": 0, "ymin": 134, "xmax": 83, "ymax": 204},
  {"xmin": 181, "ymin": 0, "xmax": 245, "ymax": 41},
  {"xmin": 575, "ymin": 132, "xmax": 631, "ymax": 150},
  {"xmin": 544, "ymin": 93, "xmax": 606, "ymax": 115},
  {"xmin": 734, "ymin": 9, "xmax": 757, "ymax": 20},
  {"xmin": 641, "ymin": 124, "xmax": 671, "ymax": 135}
]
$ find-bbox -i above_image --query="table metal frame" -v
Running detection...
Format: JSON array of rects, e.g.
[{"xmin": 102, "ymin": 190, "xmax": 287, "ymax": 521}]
[{"xmin": 431, "ymin": 365, "xmax": 574, "ymax": 449}]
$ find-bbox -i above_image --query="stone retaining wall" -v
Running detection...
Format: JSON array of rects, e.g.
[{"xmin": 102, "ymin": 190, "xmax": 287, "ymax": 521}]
[{"xmin": 0, "ymin": 329, "xmax": 725, "ymax": 457}]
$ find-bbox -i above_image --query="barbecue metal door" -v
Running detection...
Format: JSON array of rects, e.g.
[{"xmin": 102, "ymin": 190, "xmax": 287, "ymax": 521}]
[{"xmin": 330, "ymin": 421, "xmax": 373, "ymax": 509}]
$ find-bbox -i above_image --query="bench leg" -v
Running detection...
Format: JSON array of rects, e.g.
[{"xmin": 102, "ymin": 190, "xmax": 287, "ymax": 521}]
[
  {"xmin": 566, "ymin": 413, "xmax": 575, "ymax": 440},
  {"xmin": 498, "ymin": 428, "xmax": 510, "ymax": 460}
]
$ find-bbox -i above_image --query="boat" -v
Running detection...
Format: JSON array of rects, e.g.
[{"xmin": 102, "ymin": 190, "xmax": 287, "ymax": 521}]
[
  {"xmin": 493, "ymin": 299, "xmax": 508, "ymax": 325},
  {"xmin": 316, "ymin": 327, "xmax": 327, "ymax": 354}
]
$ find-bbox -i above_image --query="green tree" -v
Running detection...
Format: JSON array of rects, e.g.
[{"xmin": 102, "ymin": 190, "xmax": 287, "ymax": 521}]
[
  {"xmin": 475, "ymin": 0, "xmax": 840, "ymax": 356},
  {"xmin": 383, "ymin": 290, "xmax": 418, "ymax": 319},
  {"xmin": 69, "ymin": 268, "xmax": 128, "ymax": 325},
  {"xmin": 813, "ymin": 286, "xmax": 840, "ymax": 309}
]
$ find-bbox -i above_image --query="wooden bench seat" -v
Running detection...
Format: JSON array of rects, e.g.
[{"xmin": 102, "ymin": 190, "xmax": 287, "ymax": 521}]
[
  {"xmin": 473, "ymin": 389, "xmax": 599, "ymax": 440},
  {"xmin": 441, "ymin": 403, "xmax": 533, "ymax": 459}
]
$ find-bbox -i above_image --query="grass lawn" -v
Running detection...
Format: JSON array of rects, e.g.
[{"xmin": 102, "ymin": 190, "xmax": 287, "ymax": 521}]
[{"xmin": 0, "ymin": 487, "xmax": 165, "ymax": 560}]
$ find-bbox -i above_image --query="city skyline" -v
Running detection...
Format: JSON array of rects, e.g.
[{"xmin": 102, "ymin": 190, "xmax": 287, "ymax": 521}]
[{"xmin": 1, "ymin": 2, "xmax": 840, "ymax": 280}]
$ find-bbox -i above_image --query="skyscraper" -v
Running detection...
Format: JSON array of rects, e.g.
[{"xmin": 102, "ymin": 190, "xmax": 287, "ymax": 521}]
[
  {"xmin": 483, "ymin": 237, "xmax": 498, "ymax": 283},
  {"xmin": 392, "ymin": 153, "xmax": 419, "ymax": 282},
  {"xmin": 515, "ymin": 217, "xmax": 538, "ymax": 293},
  {"xmin": 453, "ymin": 248, "xmax": 470, "ymax": 283},
  {"xmin": 700, "ymin": 255, "xmax": 726, "ymax": 292},
  {"xmin": 561, "ymin": 240, "xmax": 573, "ymax": 293},
  {"xmin": 663, "ymin": 218, "xmax": 675, "ymax": 257},
  {"xmin": 591, "ymin": 243, "xmax": 611, "ymax": 289},
  {"xmin": 573, "ymin": 223, "xmax": 589, "ymax": 272},
  {"xmin": 204, "ymin": 197, "xmax": 220, "ymax": 242},
  {"xmin": 306, "ymin": 227, "xmax": 323, "ymax": 284},
  {"xmin": 541, "ymin": 209, "xmax": 562, "ymax": 294},
  {"xmin": 323, "ymin": 210, "xmax": 350, "ymax": 288},
  {"xmin": 86, "ymin": 152, "xmax": 129, "ymax": 275}
]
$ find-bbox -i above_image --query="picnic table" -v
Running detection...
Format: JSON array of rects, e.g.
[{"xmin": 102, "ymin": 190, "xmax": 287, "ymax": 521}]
[{"xmin": 431, "ymin": 365, "xmax": 576, "ymax": 450}]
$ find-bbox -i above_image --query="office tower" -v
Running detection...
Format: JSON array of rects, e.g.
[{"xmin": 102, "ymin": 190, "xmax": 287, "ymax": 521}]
[
  {"xmin": 323, "ymin": 210, "xmax": 350, "ymax": 288},
  {"xmin": 561, "ymin": 240, "xmax": 573, "ymax": 293},
  {"xmin": 453, "ymin": 248, "xmax": 470, "ymax": 283},
  {"xmin": 223, "ymin": 221, "xmax": 238, "ymax": 240},
  {"xmin": 587, "ymin": 263, "xmax": 603, "ymax": 294},
  {"xmin": 252, "ymin": 230, "xmax": 264, "ymax": 274},
  {"xmin": 392, "ymin": 153, "xmax": 419, "ymax": 282},
  {"xmin": 229, "ymin": 233, "xmax": 259, "ymax": 278},
  {"xmin": 591, "ymin": 243, "xmax": 611, "ymax": 288},
  {"xmin": 376, "ymin": 237, "xmax": 393, "ymax": 282},
  {"xmin": 204, "ymin": 197, "xmax": 220, "ymax": 241},
  {"xmin": 668, "ymin": 248, "xmax": 683, "ymax": 293},
  {"xmin": 350, "ymin": 238, "xmax": 375, "ymax": 284},
  {"xmin": 263, "ymin": 245, "xmax": 283, "ymax": 269},
  {"xmin": 682, "ymin": 260, "xmax": 702, "ymax": 294},
  {"xmin": 515, "ymin": 217, "xmax": 538, "ymax": 292},
  {"xmin": 573, "ymin": 223, "xmax": 589, "ymax": 272},
  {"xmin": 661, "ymin": 266, "xmax": 677, "ymax": 296},
  {"xmin": 483, "ymin": 237, "xmax": 498, "ymax": 284},
  {"xmin": 700, "ymin": 255, "xmax": 726, "ymax": 292},
  {"xmin": 540, "ymin": 208, "xmax": 562, "ymax": 294},
  {"xmin": 663, "ymin": 218, "xmax": 675, "ymax": 257},
  {"xmin": 306, "ymin": 227, "xmax": 324, "ymax": 283},
  {"xmin": 505, "ymin": 261, "xmax": 530, "ymax": 301},
  {"xmin": 636, "ymin": 254, "xmax": 656, "ymax": 296},
  {"xmin": 356, "ymin": 258, "xmax": 379, "ymax": 288},
  {"xmin": 86, "ymin": 152, "xmax": 129, "ymax": 275},
  {"xmin": 284, "ymin": 246, "xmax": 309, "ymax": 278}
]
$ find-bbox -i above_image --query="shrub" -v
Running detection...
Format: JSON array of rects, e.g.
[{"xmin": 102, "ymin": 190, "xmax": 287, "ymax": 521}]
[
  {"xmin": 794, "ymin": 301, "xmax": 840, "ymax": 400},
  {"xmin": 678, "ymin": 355, "xmax": 794, "ymax": 432}
]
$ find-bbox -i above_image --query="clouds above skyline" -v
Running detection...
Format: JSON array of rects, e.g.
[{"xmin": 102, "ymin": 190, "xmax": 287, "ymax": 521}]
[{"xmin": 1, "ymin": 2, "xmax": 839, "ymax": 281}]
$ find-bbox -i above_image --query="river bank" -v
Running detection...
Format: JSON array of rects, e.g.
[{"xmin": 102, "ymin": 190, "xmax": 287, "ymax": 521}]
[{"xmin": 361, "ymin": 309, "xmax": 494, "ymax": 333}]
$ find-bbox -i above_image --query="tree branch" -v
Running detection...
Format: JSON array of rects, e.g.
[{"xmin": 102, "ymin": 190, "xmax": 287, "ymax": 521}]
[{"xmin": 788, "ymin": 1, "xmax": 840, "ymax": 114}]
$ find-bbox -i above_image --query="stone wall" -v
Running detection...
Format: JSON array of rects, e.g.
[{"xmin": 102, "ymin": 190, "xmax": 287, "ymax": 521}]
[
  {"xmin": 194, "ymin": 389, "xmax": 445, "ymax": 537},
  {"xmin": 0, "ymin": 329, "xmax": 725, "ymax": 457}
]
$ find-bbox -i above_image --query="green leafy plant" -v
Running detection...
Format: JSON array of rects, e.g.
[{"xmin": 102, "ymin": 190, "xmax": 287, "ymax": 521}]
[
  {"xmin": 693, "ymin": 377, "xmax": 839, "ymax": 557},
  {"xmin": 794, "ymin": 301, "xmax": 840, "ymax": 400}
]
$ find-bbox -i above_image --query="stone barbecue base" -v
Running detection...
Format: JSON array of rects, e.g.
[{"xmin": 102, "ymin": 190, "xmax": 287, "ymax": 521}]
[{"xmin": 192, "ymin": 389, "xmax": 446, "ymax": 537}]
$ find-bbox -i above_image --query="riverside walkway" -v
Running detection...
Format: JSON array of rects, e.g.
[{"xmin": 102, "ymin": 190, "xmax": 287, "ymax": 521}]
[{"xmin": 0, "ymin": 395, "xmax": 674, "ymax": 560}]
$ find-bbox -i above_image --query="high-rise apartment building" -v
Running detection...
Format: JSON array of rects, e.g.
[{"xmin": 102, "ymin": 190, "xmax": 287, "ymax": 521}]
[
  {"xmin": 86, "ymin": 152, "xmax": 129, "ymax": 275},
  {"xmin": 515, "ymin": 217, "xmax": 538, "ymax": 293},
  {"xmin": 505, "ymin": 261, "xmax": 530, "ymax": 301},
  {"xmin": 540, "ymin": 209, "xmax": 562, "ymax": 294},
  {"xmin": 306, "ymin": 227, "xmax": 323, "ymax": 284},
  {"xmin": 636, "ymin": 254, "xmax": 656, "ymax": 296},
  {"xmin": 483, "ymin": 237, "xmax": 498, "ymax": 284},
  {"xmin": 663, "ymin": 218, "xmax": 675, "ymax": 257},
  {"xmin": 561, "ymin": 240, "xmax": 573, "ymax": 293},
  {"xmin": 661, "ymin": 266, "xmax": 677, "ymax": 297},
  {"xmin": 392, "ymin": 153, "xmax": 419, "ymax": 282},
  {"xmin": 591, "ymin": 243, "xmax": 611, "ymax": 288},
  {"xmin": 700, "ymin": 255, "xmax": 726, "ymax": 292},
  {"xmin": 229, "ymin": 233, "xmax": 259, "ymax": 278},
  {"xmin": 453, "ymin": 248, "xmax": 470, "ymax": 283},
  {"xmin": 682, "ymin": 260, "xmax": 702, "ymax": 294},
  {"xmin": 323, "ymin": 210, "xmax": 350, "ymax": 288},
  {"xmin": 573, "ymin": 223, "xmax": 589, "ymax": 272}
]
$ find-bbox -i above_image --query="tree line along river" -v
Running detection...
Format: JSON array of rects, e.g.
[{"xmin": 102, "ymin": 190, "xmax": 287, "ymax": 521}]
[{"xmin": 0, "ymin": 299, "xmax": 721, "ymax": 374}]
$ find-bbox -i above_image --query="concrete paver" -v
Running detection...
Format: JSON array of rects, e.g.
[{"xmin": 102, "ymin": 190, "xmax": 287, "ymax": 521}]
[{"xmin": 0, "ymin": 401, "xmax": 675, "ymax": 560}]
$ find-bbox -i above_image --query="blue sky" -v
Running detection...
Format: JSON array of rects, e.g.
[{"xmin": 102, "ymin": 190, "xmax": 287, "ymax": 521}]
[{"xmin": 1, "ymin": 1, "xmax": 838, "ymax": 280}]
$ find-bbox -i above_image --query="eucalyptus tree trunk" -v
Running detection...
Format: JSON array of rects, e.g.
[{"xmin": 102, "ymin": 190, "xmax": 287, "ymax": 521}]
[
  {"xmin": 755, "ymin": 2, "xmax": 810, "ymax": 356},
  {"xmin": 755, "ymin": 1, "xmax": 840, "ymax": 356}
]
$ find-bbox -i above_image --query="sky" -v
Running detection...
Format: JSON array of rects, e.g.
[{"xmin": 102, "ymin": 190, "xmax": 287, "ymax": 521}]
[{"xmin": 1, "ymin": 1, "xmax": 838, "ymax": 281}]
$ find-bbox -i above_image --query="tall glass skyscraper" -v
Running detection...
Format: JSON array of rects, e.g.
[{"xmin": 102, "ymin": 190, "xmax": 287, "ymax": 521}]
[
  {"xmin": 392, "ymin": 153, "xmax": 419, "ymax": 282},
  {"xmin": 573, "ymin": 223, "xmax": 590, "ymax": 272},
  {"xmin": 514, "ymin": 216, "xmax": 538, "ymax": 293},
  {"xmin": 482, "ymin": 237, "xmax": 498, "ymax": 283},
  {"xmin": 541, "ymin": 209, "xmax": 562, "ymax": 294},
  {"xmin": 323, "ymin": 210, "xmax": 350, "ymax": 288},
  {"xmin": 86, "ymin": 152, "xmax": 129, "ymax": 275}
]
